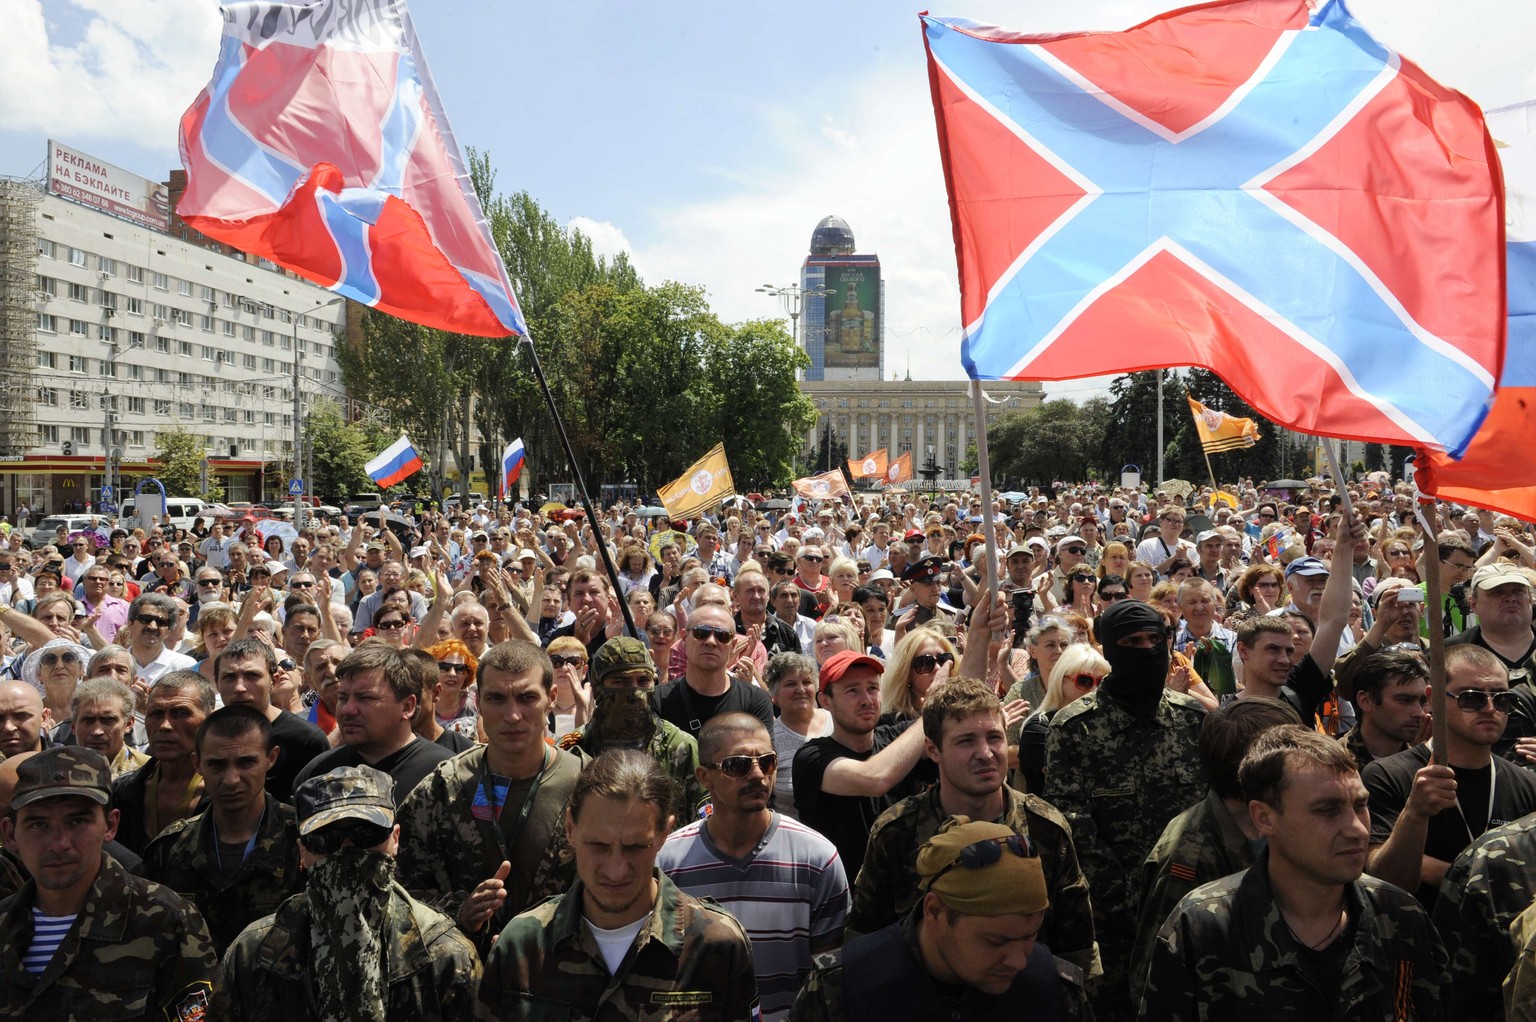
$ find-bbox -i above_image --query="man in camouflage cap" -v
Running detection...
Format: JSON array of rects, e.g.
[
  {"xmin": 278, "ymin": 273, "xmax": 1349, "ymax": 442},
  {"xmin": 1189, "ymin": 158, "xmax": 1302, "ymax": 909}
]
[
  {"xmin": 0, "ymin": 745, "xmax": 218, "ymax": 1019},
  {"xmin": 557, "ymin": 636, "xmax": 705, "ymax": 814},
  {"xmin": 794, "ymin": 817, "xmax": 1091, "ymax": 1021},
  {"xmin": 1141, "ymin": 727, "xmax": 1447, "ymax": 1020},
  {"xmin": 215, "ymin": 764, "xmax": 482, "ymax": 1021}
]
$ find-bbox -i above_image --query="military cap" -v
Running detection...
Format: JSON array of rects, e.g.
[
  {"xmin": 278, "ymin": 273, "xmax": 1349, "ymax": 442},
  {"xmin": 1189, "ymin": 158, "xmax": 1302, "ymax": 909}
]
[
  {"xmin": 917, "ymin": 818, "xmax": 1049, "ymax": 917},
  {"xmin": 12, "ymin": 746, "xmax": 112, "ymax": 810},
  {"xmin": 591, "ymin": 637, "xmax": 655, "ymax": 685},
  {"xmin": 295, "ymin": 766, "xmax": 395, "ymax": 836},
  {"xmin": 902, "ymin": 555, "xmax": 946, "ymax": 583}
]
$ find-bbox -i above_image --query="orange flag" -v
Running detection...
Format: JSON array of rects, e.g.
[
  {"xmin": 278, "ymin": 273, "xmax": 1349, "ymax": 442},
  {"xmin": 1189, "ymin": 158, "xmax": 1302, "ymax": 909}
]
[
  {"xmin": 884, "ymin": 452, "xmax": 913, "ymax": 485},
  {"xmin": 792, "ymin": 470, "xmax": 851, "ymax": 501},
  {"xmin": 658, "ymin": 443, "xmax": 734, "ymax": 521},
  {"xmin": 847, "ymin": 449, "xmax": 890, "ymax": 479}
]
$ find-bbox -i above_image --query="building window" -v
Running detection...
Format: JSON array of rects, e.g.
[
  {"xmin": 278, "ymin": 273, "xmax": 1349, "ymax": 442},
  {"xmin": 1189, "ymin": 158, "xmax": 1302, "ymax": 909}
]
[
  {"xmin": 98, "ymin": 257, "xmax": 115, "ymax": 277},
  {"xmin": 201, "ymin": 315, "xmax": 214, "ymax": 333},
  {"xmin": 200, "ymin": 286, "xmax": 215, "ymax": 303},
  {"xmin": 126, "ymin": 396, "xmax": 144, "ymax": 413},
  {"xmin": 152, "ymin": 272, "xmax": 169, "ymax": 290},
  {"xmin": 179, "ymin": 341, "xmax": 194, "ymax": 356},
  {"xmin": 37, "ymin": 313, "xmax": 55, "ymax": 333},
  {"xmin": 223, "ymin": 321, "xmax": 235, "ymax": 337},
  {"xmin": 69, "ymin": 392, "xmax": 88, "ymax": 410},
  {"xmin": 261, "ymin": 357, "xmax": 274, "ymax": 373},
  {"xmin": 69, "ymin": 319, "xmax": 89, "ymax": 336},
  {"xmin": 243, "ymin": 354, "xmax": 257, "ymax": 370},
  {"xmin": 36, "ymin": 351, "xmax": 55, "ymax": 369},
  {"xmin": 242, "ymin": 325, "xmax": 255, "ymax": 341},
  {"xmin": 99, "ymin": 358, "xmax": 113, "ymax": 377},
  {"xmin": 70, "ymin": 426, "xmax": 91, "ymax": 444},
  {"xmin": 37, "ymin": 239, "xmax": 55, "ymax": 259},
  {"xmin": 129, "ymin": 430, "xmax": 145, "ymax": 447},
  {"xmin": 179, "ymin": 402, "xmax": 193, "ymax": 418},
  {"xmin": 202, "ymin": 345, "xmax": 215, "ymax": 362},
  {"xmin": 36, "ymin": 275, "xmax": 55, "ymax": 296},
  {"xmin": 126, "ymin": 364, "xmax": 142, "ymax": 380},
  {"xmin": 177, "ymin": 279, "xmax": 192, "ymax": 296},
  {"xmin": 126, "ymin": 264, "xmax": 143, "ymax": 283},
  {"xmin": 99, "ymin": 394, "xmax": 118, "ymax": 411},
  {"xmin": 39, "ymin": 425, "xmax": 59, "ymax": 443},
  {"xmin": 99, "ymin": 292, "xmax": 117, "ymax": 311},
  {"xmin": 37, "ymin": 388, "xmax": 58, "ymax": 406},
  {"xmin": 69, "ymin": 248, "xmax": 87, "ymax": 267},
  {"xmin": 124, "ymin": 296, "xmax": 142, "ymax": 315},
  {"xmin": 154, "ymin": 399, "xmax": 171, "ymax": 415},
  {"xmin": 67, "ymin": 282, "xmax": 90, "ymax": 302}
]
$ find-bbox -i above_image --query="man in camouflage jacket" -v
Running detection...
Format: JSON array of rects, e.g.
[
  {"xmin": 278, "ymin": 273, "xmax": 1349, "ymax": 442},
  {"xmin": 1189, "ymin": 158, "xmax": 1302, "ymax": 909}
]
[
  {"xmin": 1430, "ymin": 809, "xmax": 1536, "ymax": 1020},
  {"xmin": 0, "ymin": 746, "xmax": 218, "ymax": 1021},
  {"xmin": 1043, "ymin": 600, "xmax": 1207, "ymax": 1020}
]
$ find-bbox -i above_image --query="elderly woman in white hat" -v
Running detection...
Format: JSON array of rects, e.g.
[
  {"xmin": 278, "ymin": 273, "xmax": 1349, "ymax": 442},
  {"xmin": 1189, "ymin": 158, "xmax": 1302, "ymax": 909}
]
[{"xmin": 21, "ymin": 636, "xmax": 92, "ymax": 732}]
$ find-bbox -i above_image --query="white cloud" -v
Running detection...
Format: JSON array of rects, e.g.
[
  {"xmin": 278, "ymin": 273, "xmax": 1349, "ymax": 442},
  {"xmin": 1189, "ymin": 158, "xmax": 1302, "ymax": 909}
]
[
  {"xmin": 617, "ymin": 0, "xmax": 1536, "ymax": 395},
  {"xmin": 567, "ymin": 216, "xmax": 636, "ymax": 268},
  {"xmin": 0, "ymin": 0, "xmax": 220, "ymax": 147}
]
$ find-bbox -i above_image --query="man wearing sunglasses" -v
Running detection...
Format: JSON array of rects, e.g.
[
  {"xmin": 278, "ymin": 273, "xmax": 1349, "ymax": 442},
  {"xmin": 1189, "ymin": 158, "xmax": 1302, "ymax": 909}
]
[
  {"xmin": 1448, "ymin": 565, "xmax": 1536, "ymax": 759},
  {"xmin": 214, "ymin": 765, "xmax": 479, "ymax": 1020},
  {"xmin": 1364, "ymin": 644, "xmax": 1536, "ymax": 906},
  {"xmin": 848, "ymin": 678, "xmax": 1099, "ymax": 979},
  {"xmin": 652, "ymin": 604, "xmax": 774, "ymax": 741},
  {"xmin": 657, "ymin": 712, "xmax": 848, "ymax": 1021},
  {"xmin": 124, "ymin": 593, "xmax": 196, "ymax": 689},
  {"xmin": 795, "ymin": 818, "xmax": 1089, "ymax": 1021}
]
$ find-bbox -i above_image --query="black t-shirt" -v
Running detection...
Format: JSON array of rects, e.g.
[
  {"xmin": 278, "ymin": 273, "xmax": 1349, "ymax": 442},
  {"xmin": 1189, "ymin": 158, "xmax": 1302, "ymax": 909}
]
[
  {"xmin": 267, "ymin": 709, "xmax": 331, "ymax": 804},
  {"xmin": 1279, "ymin": 654, "xmax": 1331, "ymax": 729},
  {"xmin": 434, "ymin": 727, "xmax": 476, "ymax": 754},
  {"xmin": 1363, "ymin": 744, "xmax": 1536, "ymax": 904},
  {"xmin": 293, "ymin": 735, "xmax": 455, "ymax": 805},
  {"xmin": 792, "ymin": 723, "xmax": 914, "ymax": 878},
  {"xmin": 1293, "ymin": 912, "xmax": 1358, "ymax": 1003},
  {"xmin": 651, "ymin": 678, "xmax": 774, "ymax": 739}
]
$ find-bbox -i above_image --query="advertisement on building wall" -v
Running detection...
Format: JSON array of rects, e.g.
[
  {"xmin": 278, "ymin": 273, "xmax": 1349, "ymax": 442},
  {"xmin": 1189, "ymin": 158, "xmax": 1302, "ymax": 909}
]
[
  {"xmin": 821, "ymin": 264, "xmax": 881, "ymax": 371},
  {"xmin": 46, "ymin": 139, "xmax": 171, "ymax": 231}
]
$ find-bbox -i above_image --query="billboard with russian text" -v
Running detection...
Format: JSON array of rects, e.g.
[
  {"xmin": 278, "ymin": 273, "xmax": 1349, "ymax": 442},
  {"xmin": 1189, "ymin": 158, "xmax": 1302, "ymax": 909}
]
[{"xmin": 47, "ymin": 139, "xmax": 171, "ymax": 231}]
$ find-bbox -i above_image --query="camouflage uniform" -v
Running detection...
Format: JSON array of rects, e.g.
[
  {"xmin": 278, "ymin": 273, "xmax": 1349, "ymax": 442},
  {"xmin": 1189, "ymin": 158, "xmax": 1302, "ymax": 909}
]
[
  {"xmin": 845, "ymin": 783, "xmax": 1101, "ymax": 978},
  {"xmin": 140, "ymin": 792, "xmax": 303, "ymax": 954},
  {"xmin": 1505, "ymin": 896, "xmax": 1536, "ymax": 1022},
  {"xmin": 794, "ymin": 905, "xmax": 1092, "ymax": 1022},
  {"xmin": 558, "ymin": 717, "xmax": 708, "ymax": 818},
  {"xmin": 1429, "ymin": 809, "xmax": 1536, "ymax": 1020},
  {"xmin": 0, "ymin": 852, "xmax": 218, "ymax": 1020},
  {"xmin": 1140, "ymin": 848, "xmax": 1448, "ymax": 1021},
  {"xmin": 476, "ymin": 869, "xmax": 760, "ymax": 1022},
  {"xmin": 0, "ymin": 849, "xmax": 22, "ymax": 902},
  {"xmin": 1129, "ymin": 788, "xmax": 1258, "ymax": 1006},
  {"xmin": 1043, "ymin": 687, "xmax": 1207, "ymax": 1021},
  {"xmin": 396, "ymin": 744, "xmax": 580, "ymax": 950},
  {"xmin": 214, "ymin": 874, "xmax": 482, "ymax": 1021}
]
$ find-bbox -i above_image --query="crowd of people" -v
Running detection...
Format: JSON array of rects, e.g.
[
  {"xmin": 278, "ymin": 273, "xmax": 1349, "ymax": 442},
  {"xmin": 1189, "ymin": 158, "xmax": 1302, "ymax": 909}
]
[{"xmin": 0, "ymin": 477, "xmax": 1534, "ymax": 1020}]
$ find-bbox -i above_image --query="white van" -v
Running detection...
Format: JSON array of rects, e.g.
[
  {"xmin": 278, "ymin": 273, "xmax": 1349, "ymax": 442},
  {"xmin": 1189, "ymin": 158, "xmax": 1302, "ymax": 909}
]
[{"xmin": 119, "ymin": 497, "xmax": 210, "ymax": 532}]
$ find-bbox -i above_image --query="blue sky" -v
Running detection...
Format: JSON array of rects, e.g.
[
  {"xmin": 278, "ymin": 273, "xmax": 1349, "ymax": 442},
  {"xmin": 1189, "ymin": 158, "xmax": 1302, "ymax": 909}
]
[{"xmin": 3, "ymin": 0, "xmax": 1532, "ymax": 391}]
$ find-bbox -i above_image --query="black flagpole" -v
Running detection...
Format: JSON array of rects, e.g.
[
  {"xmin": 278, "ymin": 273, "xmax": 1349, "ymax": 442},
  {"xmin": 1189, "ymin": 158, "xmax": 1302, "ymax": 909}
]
[{"xmin": 520, "ymin": 340, "xmax": 638, "ymax": 637}]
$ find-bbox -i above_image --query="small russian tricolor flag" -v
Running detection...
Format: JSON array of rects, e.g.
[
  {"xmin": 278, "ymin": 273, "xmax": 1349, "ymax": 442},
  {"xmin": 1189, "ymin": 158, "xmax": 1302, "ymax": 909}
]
[
  {"xmin": 502, "ymin": 437, "xmax": 527, "ymax": 494},
  {"xmin": 365, "ymin": 434, "xmax": 423, "ymax": 488}
]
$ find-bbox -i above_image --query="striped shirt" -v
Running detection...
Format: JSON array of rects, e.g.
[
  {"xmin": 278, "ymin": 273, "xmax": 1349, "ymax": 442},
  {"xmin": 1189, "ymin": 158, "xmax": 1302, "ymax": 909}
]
[
  {"xmin": 25, "ymin": 910, "xmax": 78, "ymax": 974},
  {"xmin": 657, "ymin": 813, "xmax": 848, "ymax": 1022}
]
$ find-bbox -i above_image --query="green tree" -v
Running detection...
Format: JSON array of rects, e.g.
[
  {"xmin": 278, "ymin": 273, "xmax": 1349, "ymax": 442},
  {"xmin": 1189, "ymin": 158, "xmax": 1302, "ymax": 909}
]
[
  {"xmin": 305, "ymin": 400, "xmax": 392, "ymax": 499},
  {"xmin": 988, "ymin": 397, "xmax": 1109, "ymax": 485},
  {"xmin": 702, "ymin": 319, "xmax": 816, "ymax": 488},
  {"xmin": 152, "ymin": 426, "xmax": 223, "ymax": 501}
]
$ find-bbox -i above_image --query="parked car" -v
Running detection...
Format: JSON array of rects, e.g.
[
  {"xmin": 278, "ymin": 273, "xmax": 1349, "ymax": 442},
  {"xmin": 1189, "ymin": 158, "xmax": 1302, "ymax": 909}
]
[{"xmin": 29, "ymin": 515, "xmax": 103, "ymax": 549}]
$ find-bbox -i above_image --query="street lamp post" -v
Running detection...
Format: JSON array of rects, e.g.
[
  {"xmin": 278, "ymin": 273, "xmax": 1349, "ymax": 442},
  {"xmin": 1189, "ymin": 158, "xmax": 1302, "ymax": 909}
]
[
  {"xmin": 755, "ymin": 283, "xmax": 835, "ymax": 350},
  {"xmin": 289, "ymin": 295, "xmax": 346, "ymax": 533}
]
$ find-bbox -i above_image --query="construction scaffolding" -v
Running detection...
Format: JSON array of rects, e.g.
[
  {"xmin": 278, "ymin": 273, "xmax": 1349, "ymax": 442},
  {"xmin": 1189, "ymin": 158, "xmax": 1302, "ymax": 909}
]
[{"xmin": 0, "ymin": 179, "xmax": 41, "ymax": 458}]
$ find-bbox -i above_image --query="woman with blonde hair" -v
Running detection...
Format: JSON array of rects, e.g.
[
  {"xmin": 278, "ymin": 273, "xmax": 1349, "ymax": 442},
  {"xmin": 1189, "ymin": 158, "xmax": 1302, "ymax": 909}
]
[
  {"xmin": 192, "ymin": 603, "xmax": 239, "ymax": 686},
  {"xmin": 1015, "ymin": 644, "xmax": 1111, "ymax": 793},
  {"xmin": 811, "ymin": 616, "xmax": 863, "ymax": 666},
  {"xmin": 826, "ymin": 557, "xmax": 860, "ymax": 605},
  {"xmin": 880, "ymin": 626, "xmax": 957, "ymax": 725},
  {"xmin": 1097, "ymin": 540, "xmax": 1131, "ymax": 581}
]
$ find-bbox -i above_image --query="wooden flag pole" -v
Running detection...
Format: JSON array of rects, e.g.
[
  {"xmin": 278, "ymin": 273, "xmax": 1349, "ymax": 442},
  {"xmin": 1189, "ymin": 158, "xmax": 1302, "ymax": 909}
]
[{"xmin": 1201, "ymin": 446, "xmax": 1220, "ymax": 497}]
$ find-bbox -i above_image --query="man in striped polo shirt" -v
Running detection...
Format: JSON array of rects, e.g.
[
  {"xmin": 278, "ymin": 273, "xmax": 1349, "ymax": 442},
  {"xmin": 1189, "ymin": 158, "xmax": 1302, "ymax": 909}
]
[{"xmin": 657, "ymin": 711, "xmax": 849, "ymax": 1021}]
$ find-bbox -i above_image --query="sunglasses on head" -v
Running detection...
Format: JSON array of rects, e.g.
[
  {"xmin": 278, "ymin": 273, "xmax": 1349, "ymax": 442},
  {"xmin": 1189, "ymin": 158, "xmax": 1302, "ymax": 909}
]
[
  {"xmin": 550, "ymin": 654, "xmax": 588, "ymax": 669},
  {"xmin": 707, "ymin": 752, "xmax": 777, "ymax": 778},
  {"xmin": 689, "ymin": 624, "xmax": 735, "ymax": 644},
  {"xmin": 911, "ymin": 652, "xmax": 955, "ymax": 674},
  {"xmin": 40, "ymin": 652, "xmax": 81, "ymax": 667},
  {"xmin": 926, "ymin": 833, "xmax": 1037, "ymax": 888},
  {"xmin": 1453, "ymin": 689, "xmax": 1518, "ymax": 713}
]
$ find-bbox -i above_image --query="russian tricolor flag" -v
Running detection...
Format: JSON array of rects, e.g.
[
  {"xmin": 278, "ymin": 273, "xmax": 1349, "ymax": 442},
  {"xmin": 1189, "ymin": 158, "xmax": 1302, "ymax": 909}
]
[
  {"xmin": 502, "ymin": 437, "xmax": 527, "ymax": 495},
  {"xmin": 366, "ymin": 434, "xmax": 423, "ymax": 488}
]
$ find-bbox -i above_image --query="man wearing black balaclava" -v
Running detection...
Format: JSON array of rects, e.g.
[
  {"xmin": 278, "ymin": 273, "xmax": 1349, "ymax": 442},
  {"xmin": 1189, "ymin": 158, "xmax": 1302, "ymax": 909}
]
[{"xmin": 1042, "ymin": 599, "xmax": 1208, "ymax": 1022}]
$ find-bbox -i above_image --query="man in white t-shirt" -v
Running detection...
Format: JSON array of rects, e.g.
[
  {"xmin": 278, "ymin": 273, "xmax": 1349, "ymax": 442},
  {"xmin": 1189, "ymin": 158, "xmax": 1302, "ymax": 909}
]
[{"xmin": 1135, "ymin": 506, "xmax": 1196, "ymax": 577}]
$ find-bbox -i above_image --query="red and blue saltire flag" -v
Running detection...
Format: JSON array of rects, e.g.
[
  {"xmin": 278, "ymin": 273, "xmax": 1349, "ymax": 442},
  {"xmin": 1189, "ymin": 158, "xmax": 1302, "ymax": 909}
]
[
  {"xmin": 365, "ymin": 434, "xmax": 422, "ymax": 488},
  {"xmin": 921, "ymin": 0, "xmax": 1505, "ymax": 457},
  {"xmin": 1419, "ymin": 102, "xmax": 1536, "ymax": 522},
  {"xmin": 177, "ymin": 0, "xmax": 525, "ymax": 338},
  {"xmin": 501, "ymin": 437, "xmax": 526, "ymax": 494}
]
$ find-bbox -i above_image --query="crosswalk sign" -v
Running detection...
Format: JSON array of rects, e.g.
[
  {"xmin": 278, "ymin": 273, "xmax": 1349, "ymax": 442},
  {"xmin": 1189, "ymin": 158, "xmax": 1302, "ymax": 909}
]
[{"xmin": 289, "ymin": 478, "xmax": 304, "ymax": 495}]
